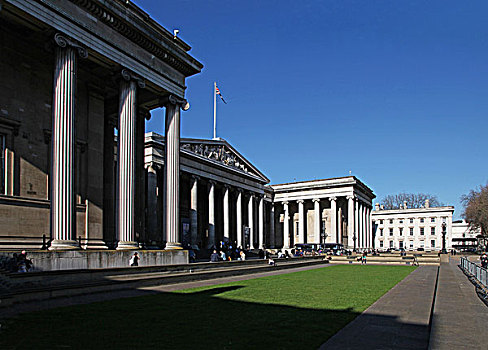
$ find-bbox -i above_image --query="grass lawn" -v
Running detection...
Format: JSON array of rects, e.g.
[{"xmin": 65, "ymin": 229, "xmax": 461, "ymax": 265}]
[{"xmin": 1, "ymin": 265, "xmax": 415, "ymax": 349}]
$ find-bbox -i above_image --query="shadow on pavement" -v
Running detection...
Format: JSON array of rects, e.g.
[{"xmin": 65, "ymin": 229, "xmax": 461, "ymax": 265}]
[{"xmin": 1, "ymin": 284, "xmax": 429, "ymax": 350}]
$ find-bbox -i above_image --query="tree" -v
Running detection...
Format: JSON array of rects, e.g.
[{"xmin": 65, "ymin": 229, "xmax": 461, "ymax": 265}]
[
  {"xmin": 461, "ymin": 184, "xmax": 488, "ymax": 248},
  {"xmin": 380, "ymin": 192, "xmax": 442, "ymax": 210}
]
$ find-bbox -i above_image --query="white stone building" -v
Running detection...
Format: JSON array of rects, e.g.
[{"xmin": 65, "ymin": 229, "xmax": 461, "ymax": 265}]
[
  {"xmin": 271, "ymin": 177, "xmax": 375, "ymax": 250},
  {"xmin": 372, "ymin": 200, "xmax": 454, "ymax": 251},
  {"xmin": 451, "ymin": 220, "xmax": 480, "ymax": 250}
]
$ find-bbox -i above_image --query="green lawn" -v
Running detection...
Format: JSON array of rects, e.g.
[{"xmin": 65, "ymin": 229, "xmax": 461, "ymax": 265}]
[{"xmin": 1, "ymin": 265, "xmax": 415, "ymax": 349}]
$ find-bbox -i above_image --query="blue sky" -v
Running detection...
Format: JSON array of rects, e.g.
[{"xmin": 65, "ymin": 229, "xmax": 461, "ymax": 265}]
[{"xmin": 136, "ymin": 0, "xmax": 488, "ymax": 219}]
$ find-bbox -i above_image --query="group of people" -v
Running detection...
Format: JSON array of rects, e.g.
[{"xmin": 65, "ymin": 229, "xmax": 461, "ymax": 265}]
[
  {"xmin": 5, "ymin": 251, "xmax": 33, "ymax": 273},
  {"xmin": 210, "ymin": 241, "xmax": 249, "ymax": 262}
]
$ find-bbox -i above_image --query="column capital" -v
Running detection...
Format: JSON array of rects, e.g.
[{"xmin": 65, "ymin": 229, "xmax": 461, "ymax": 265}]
[
  {"xmin": 191, "ymin": 174, "xmax": 200, "ymax": 181},
  {"xmin": 54, "ymin": 33, "xmax": 88, "ymax": 58},
  {"xmin": 208, "ymin": 179, "xmax": 216, "ymax": 186},
  {"xmin": 312, "ymin": 198, "xmax": 321, "ymax": 203},
  {"xmin": 160, "ymin": 94, "xmax": 190, "ymax": 111},
  {"xmin": 121, "ymin": 68, "xmax": 145, "ymax": 88},
  {"xmin": 329, "ymin": 196, "xmax": 337, "ymax": 202},
  {"xmin": 282, "ymin": 201, "xmax": 289, "ymax": 206},
  {"xmin": 297, "ymin": 199, "xmax": 304, "ymax": 204},
  {"xmin": 347, "ymin": 195, "xmax": 355, "ymax": 201}
]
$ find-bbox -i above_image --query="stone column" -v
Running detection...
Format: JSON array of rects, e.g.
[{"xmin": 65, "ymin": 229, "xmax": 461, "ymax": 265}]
[
  {"xmin": 207, "ymin": 180, "xmax": 216, "ymax": 249},
  {"xmin": 270, "ymin": 203, "xmax": 275, "ymax": 248},
  {"xmin": 283, "ymin": 201, "xmax": 290, "ymax": 249},
  {"xmin": 313, "ymin": 199, "xmax": 321, "ymax": 244},
  {"xmin": 366, "ymin": 206, "xmax": 371, "ymax": 248},
  {"xmin": 146, "ymin": 163, "xmax": 160, "ymax": 247},
  {"xmin": 361, "ymin": 204, "xmax": 366, "ymax": 248},
  {"xmin": 258, "ymin": 196, "xmax": 265, "ymax": 249},
  {"xmin": 163, "ymin": 95, "xmax": 188, "ymax": 250},
  {"xmin": 248, "ymin": 193, "xmax": 255, "ymax": 249},
  {"xmin": 50, "ymin": 34, "xmax": 87, "ymax": 250},
  {"xmin": 347, "ymin": 196, "xmax": 355, "ymax": 249},
  {"xmin": 354, "ymin": 198, "xmax": 359, "ymax": 250},
  {"xmin": 236, "ymin": 189, "xmax": 243, "ymax": 248},
  {"xmin": 116, "ymin": 69, "xmax": 144, "ymax": 250},
  {"xmin": 223, "ymin": 185, "xmax": 230, "ymax": 242},
  {"xmin": 297, "ymin": 200, "xmax": 305, "ymax": 244},
  {"xmin": 190, "ymin": 175, "xmax": 199, "ymax": 248},
  {"xmin": 329, "ymin": 197, "xmax": 337, "ymax": 243}
]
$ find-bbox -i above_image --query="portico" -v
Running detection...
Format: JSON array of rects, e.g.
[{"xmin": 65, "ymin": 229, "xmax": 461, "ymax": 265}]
[{"xmin": 271, "ymin": 177, "xmax": 375, "ymax": 250}]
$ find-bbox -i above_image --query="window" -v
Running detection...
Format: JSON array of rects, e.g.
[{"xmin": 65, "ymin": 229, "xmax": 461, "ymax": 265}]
[
  {"xmin": 399, "ymin": 228, "xmax": 403, "ymax": 236},
  {"xmin": 389, "ymin": 228, "xmax": 393, "ymax": 236},
  {"xmin": 409, "ymin": 241, "xmax": 414, "ymax": 248},
  {"xmin": 389, "ymin": 219, "xmax": 393, "ymax": 224},
  {"xmin": 380, "ymin": 228, "xmax": 383, "ymax": 237},
  {"xmin": 431, "ymin": 227, "xmax": 436, "ymax": 235},
  {"xmin": 420, "ymin": 218, "xmax": 425, "ymax": 223},
  {"xmin": 431, "ymin": 217, "xmax": 436, "ymax": 223},
  {"xmin": 389, "ymin": 241, "xmax": 394, "ymax": 248},
  {"xmin": 399, "ymin": 241, "xmax": 404, "ymax": 249},
  {"xmin": 399, "ymin": 219, "xmax": 403, "ymax": 224},
  {"xmin": 420, "ymin": 227, "xmax": 424, "ymax": 235},
  {"xmin": 431, "ymin": 240, "xmax": 436, "ymax": 248},
  {"xmin": 410, "ymin": 228, "xmax": 414, "ymax": 236},
  {"xmin": 420, "ymin": 241, "xmax": 425, "ymax": 248},
  {"xmin": 410, "ymin": 218, "xmax": 414, "ymax": 224},
  {"xmin": 380, "ymin": 241, "xmax": 384, "ymax": 248},
  {"xmin": 380, "ymin": 219, "xmax": 383, "ymax": 224}
]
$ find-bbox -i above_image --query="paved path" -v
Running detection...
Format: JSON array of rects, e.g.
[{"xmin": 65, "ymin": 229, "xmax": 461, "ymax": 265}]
[
  {"xmin": 321, "ymin": 265, "xmax": 438, "ymax": 350},
  {"xmin": 428, "ymin": 256, "xmax": 488, "ymax": 349}
]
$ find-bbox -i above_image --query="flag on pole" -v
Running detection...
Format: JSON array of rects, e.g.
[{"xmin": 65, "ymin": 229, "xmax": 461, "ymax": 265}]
[{"xmin": 215, "ymin": 85, "xmax": 227, "ymax": 104}]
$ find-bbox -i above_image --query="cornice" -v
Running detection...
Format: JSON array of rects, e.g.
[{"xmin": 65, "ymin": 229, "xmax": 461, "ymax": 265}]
[{"xmin": 70, "ymin": 0, "xmax": 203, "ymax": 77}]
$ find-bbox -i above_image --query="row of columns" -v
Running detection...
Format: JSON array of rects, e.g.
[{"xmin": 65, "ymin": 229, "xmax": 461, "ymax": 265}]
[
  {"xmin": 188, "ymin": 176, "xmax": 268, "ymax": 250},
  {"xmin": 278, "ymin": 196, "xmax": 373, "ymax": 249},
  {"xmin": 49, "ymin": 33, "xmax": 185, "ymax": 250}
]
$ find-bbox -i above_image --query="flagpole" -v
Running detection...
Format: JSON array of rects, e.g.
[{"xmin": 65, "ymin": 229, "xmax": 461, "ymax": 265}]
[{"xmin": 213, "ymin": 81, "xmax": 217, "ymax": 139}]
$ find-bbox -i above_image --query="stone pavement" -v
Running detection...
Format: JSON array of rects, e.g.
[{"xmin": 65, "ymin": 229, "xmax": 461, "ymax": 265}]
[
  {"xmin": 321, "ymin": 265, "xmax": 438, "ymax": 350},
  {"xmin": 428, "ymin": 256, "xmax": 488, "ymax": 350}
]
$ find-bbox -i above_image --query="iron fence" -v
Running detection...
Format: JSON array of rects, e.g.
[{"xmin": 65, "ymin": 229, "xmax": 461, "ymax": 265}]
[{"xmin": 460, "ymin": 256, "xmax": 487, "ymax": 288}]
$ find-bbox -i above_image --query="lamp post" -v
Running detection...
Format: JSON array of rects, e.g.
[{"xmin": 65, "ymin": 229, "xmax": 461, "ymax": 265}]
[
  {"xmin": 441, "ymin": 218, "xmax": 447, "ymax": 254},
  {"xmin": 353, "ymin": 234, "xmax": 357, "ymax": 251}
]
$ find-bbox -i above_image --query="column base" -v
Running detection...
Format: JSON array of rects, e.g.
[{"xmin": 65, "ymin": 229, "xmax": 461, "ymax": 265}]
[
  {"xmin": 49, "ymin": 239, "xmax": 80, "ymax": 250},
  {"xmin": 116, "ymin": 241, "xmax": 139, "ymax": 250},
  {"xmin": 165, "ymin": 242, "xmax": 183, "ymax": 250}
]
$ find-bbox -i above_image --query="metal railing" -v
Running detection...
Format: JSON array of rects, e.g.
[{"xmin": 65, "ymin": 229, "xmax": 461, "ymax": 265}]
[{"xmin": 460, "ymin": 257, "xmax": 487, "ymax": 288}]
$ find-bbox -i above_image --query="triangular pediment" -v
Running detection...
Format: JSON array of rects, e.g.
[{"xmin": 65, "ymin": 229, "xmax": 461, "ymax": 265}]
[{"xmin": 180, "ymin": 138, "xmax": 269, "ymax": 183}]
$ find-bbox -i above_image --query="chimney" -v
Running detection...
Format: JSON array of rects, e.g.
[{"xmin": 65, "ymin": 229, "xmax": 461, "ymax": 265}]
[
  {"xmin": 375, "ymin": 203, "xmax": 380, "ymax": 211},
  {"xmin": 380, "ymin": 204, "xmax": 384, "ymax": 210},
  {"xmin": 425, "ymin": 199, "xmax": 430, "ymax": 208},
  {"xmin": 403, "ymin": 201, "xmax": 407, "ymax": 209}
]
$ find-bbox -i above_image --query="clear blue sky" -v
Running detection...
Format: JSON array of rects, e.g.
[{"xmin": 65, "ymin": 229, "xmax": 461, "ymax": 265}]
[{"xmin": 136, "ymin": 0, "xmax": 488, "ymax": 219}]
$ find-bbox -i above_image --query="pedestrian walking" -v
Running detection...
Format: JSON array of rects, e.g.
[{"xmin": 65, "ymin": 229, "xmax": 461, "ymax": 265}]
[{"xmin": 130, "ymin": 252, "xmax": 140, "ymax": 266}]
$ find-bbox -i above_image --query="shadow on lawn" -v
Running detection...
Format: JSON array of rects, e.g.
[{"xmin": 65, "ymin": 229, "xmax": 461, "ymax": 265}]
[{"xmin": 1, "ymin": 285, "xmax": 430, "ymax": 350}]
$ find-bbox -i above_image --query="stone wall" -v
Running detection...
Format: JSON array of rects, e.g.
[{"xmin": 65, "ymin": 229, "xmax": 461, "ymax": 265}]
[{"xmin": 0, "ymin": 250, "xmax": 188, "ymax": 271}]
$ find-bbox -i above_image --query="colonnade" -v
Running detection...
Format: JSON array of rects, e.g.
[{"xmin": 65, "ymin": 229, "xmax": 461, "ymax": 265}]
[
  {"xmin": 187, "ymin": 176, "xmax": 269, "ymax": 250},
  {"xmin": 49, "ymin": 32, "xmax": 185, "ymax": 250},
  {"xmin": 277, "ymin": 196, "xmax": 373, "ymax": 250}
]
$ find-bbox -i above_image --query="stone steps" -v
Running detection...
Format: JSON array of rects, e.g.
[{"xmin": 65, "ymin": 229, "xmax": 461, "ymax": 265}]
[{"xmin": 1, "ymin": 257, "xmax": 329, "ymax": 308}]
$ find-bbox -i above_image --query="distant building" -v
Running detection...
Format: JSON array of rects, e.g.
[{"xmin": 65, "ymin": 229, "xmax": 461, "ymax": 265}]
[
  {"xmin": 451, "ymin": 220, "xmax": 480, "ymax": 250},
  {"xmin": 372, "ymin": 200, "xmax": 454, "ymax": 251}
]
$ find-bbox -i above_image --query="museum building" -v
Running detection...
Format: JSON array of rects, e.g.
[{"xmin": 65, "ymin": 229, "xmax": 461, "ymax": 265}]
[
  {"xmin": 0, "ymin": 0, "xmax": 202, "ymax": 250},
  {"xmin": 0, "ymin": 0, "xmax": 377, "ymax": 254}
]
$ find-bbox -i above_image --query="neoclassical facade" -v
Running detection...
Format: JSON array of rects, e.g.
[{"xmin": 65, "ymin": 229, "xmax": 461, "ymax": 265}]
[
  {"xmin": 372, "ymin": 201, "xmax": 454, "ymax": 251},
  {"xmin": 145, "ymin": 133, "xmax": 272, "ymax": 250},
  {"xmin": 0, "ymin": 0, "xmax": 202, "ymax": 249},
  {"xmin": 271, "ymin": 177, "xmax": 376, "ymax": 250},
  {"xmin": 144, "ymin": 137, "xmax": 376, "ymax": 250}
]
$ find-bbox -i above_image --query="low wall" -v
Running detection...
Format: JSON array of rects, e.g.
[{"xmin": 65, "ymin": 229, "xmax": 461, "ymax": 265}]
[{"xmin": 0, "ymin": 250, "xmax": 188, "ymax": 271}]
